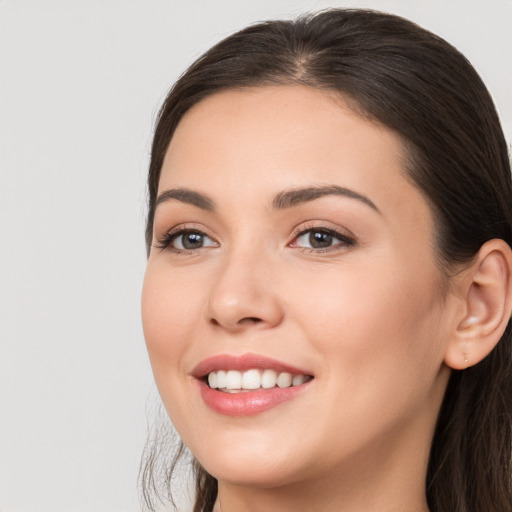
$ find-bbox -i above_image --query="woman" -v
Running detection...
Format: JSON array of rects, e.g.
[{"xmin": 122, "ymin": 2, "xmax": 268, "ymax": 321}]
[{"xmin": 140, "ymin": 9, "xmax": 512, "ymax": 512}]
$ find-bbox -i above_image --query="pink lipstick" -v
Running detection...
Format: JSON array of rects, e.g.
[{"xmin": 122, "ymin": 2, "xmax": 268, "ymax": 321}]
[{"xmin": 192, "ymin": 353, "xmax": 313, "ymax": 416}]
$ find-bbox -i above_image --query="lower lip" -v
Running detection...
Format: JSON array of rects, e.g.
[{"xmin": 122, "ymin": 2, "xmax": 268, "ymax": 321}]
[{"xmin": 198, "ymin": 380, "xmax": 310, "ymax": 416}]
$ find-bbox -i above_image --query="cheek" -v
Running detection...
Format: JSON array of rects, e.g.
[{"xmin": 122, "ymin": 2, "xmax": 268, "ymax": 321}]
[
  {"xmin": 141, "ymin": 263, "xmax": 201, "ymax": 381},
  {"xmin": 290, "ymin": 257, "xmax": 445, "ymax": 384},
  {"xmin": 141, "ymin": 264, "xmax": 206, "ymax": 433},
  {"xmin": 284, "ymin": 261, "xmax": 447, "ymax": 461}
]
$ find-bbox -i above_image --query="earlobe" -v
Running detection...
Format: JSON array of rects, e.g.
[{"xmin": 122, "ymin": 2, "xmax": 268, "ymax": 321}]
[{"xmin": 444, "ymin": 239, "xmax": 512, "ymax": 370}]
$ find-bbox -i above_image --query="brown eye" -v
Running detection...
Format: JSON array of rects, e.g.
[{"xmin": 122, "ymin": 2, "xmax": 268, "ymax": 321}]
[
  {"xmin": 308, "ymin": 231, "xmax": 333, "ymax": 249},
  {"xmin": 177, "ymin": 232, "xmax": 206, "ymax": 249},
  {"xmin": 171, "ymin": 230, "xmax": 218, "ymax": 251},
  {"xmin": 292, "ymin": 228, "xmax": 355, "ymax": 252},
  {"xmin": 154, "ymin": 228, "xmax": 219, "ymax": 252}
]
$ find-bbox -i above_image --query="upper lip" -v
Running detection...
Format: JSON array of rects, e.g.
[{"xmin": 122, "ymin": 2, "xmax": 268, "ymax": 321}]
[{"xmin": 191, "ymin": 353, "xmax": 313, "ymax": 379}]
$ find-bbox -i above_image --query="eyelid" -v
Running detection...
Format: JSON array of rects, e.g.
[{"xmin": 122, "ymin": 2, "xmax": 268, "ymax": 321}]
[
  {"xmin": 288, "ymin": 222, "xmax": 356, "ymax": 252},
  {"xmin": 153, "ymin": 223, "xmax": 219, "ymax": 252},
  {"xmin": 289, "ymin": 220, "xmax": 355, "ymax": 240}
]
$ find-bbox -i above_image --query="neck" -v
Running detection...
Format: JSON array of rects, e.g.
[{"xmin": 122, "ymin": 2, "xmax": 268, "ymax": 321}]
[{"xmin": 214, "ymin": 465, "xmax": 430, "ymax": 512}]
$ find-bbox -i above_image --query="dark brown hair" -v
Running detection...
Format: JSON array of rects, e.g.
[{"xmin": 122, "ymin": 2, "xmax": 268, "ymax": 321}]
[{"xmin": 140, "ymin": 9, "xmax": 512, "ymax": 512}]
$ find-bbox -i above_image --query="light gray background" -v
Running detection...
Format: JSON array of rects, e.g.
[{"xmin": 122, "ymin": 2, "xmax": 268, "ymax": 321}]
[{"xmin": 1, "ymin": 1, "xmax": 511, "ymax": 511}]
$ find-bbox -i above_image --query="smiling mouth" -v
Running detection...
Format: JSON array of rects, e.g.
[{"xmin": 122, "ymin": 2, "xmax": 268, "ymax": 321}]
[
  {"xmin": 194, "ymin": 354, "xmax": 314, "ymax": 416},
  {"xmin": 206, "ymin": 369, "xmax": 314, "ymax": 393}
]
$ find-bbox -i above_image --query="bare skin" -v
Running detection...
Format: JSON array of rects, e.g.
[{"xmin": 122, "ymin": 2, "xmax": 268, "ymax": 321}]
[{"xmin": 142, "ymin": 86, "xmax": 512, "ymax": 512}]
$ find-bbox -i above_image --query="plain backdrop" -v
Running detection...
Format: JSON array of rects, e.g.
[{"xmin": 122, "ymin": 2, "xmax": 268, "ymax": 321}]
[{"xmin": 0, "ymin": 1, "xmax": 511, "ymax": 511}]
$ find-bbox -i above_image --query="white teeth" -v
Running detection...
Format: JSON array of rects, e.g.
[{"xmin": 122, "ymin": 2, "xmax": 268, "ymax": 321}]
[
  {"xmin": 277, "ymin": 372, "xmax": 292, "ymax": 388},
  {"xmin": 207, "ymin": 369, "xmax": 310, "ymax": 391},
  {"xmin": 216, "ymin": 370, "xmax": 227, "ymax": 389},
  {"xmin": 261, "ymin": 369, "xmax": 277, "ymax": 388},
  {"xmin": 225, "ymin": 370, "xmax": 242, "ymax": 390},
  {"xmin": 208, "ymin": 372, "xmax": 217, "ymax": 389},
  {"xmin": 292, "ymin": 374, "xmax": 307, "ymax": 386},
  {"xmin": 242, "ymin": 369, "xmax": 261, "ymax": 389}
]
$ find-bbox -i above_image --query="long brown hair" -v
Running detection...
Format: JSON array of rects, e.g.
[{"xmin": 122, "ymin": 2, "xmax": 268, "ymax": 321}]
[{"xmin": 140, "ymin": 9, "xmax": 512, "ymax": 512}]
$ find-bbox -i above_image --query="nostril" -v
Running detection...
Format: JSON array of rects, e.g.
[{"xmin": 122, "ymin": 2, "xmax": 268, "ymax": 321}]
[
  {"xmin": 209, "ymin": 316, "xmax": 263, "ymax": 330},
  {"xmin": 208, "ymin": 316, "xmax": 263, "ymax": 330},
  {"xmin": 240, "ymin": 317, "xmax": 263, "ymax": 324}
]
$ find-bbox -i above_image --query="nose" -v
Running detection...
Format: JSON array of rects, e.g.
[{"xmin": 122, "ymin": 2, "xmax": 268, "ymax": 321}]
[{"xmin": 205, "ymin": 248, "xmax": 284, "ymax": 332}]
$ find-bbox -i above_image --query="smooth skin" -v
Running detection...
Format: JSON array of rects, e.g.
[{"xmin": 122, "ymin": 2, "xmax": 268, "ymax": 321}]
[{"xmin": 142, "ymin": 86, "xmax": 512, "ymax": 512}]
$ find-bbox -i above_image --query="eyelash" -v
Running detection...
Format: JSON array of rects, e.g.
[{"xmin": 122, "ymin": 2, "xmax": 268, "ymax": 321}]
[
  {"xmin": 153, "ymin": 225, "xmax": 216, "ymax": 253},
  {"xmin": 154, "ymin": 225, "xmax": 356, "ymax": 254},
  {"xmin": 289, "ymin": 225, "xmax": 356, "ymax": 253}
]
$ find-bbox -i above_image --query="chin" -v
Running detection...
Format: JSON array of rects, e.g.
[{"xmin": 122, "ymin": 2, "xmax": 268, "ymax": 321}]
[
  {"xmin": 200, "ymin": 455, "xmax": 305, "ymax": 489},
  {"xmin": 185, "ymin": 427, "xmax": 312, "ymax": 488}
]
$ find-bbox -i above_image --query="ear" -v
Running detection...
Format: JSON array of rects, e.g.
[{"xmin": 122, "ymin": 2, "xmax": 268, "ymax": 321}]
[{"xmin": 444, "ymin": 239, "xmax": 512, "ymax": 370}]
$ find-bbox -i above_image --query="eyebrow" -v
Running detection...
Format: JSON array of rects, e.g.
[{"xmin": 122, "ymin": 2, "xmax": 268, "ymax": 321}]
[
  {"xmin": 155, "ymin": 185, "xmax": 379, "ymax": 214},
  {"xmin": 155, "ymin": 188, "xmax": 215, "ymax": 211},
  {"xmin": 272, "ymin": 185, "xmax": 380, "ymax": 212}
]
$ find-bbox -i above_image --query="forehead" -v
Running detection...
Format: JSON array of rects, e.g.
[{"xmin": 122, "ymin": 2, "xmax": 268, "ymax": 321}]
[
  {"xmin": 160, "ymin": 86, "xmax": 424, "ymax": 214},
  {"xmin": 167, "ymin": 88, "xmax": 429, "ymax": 209},
  {"xmin": 167, "ymin": 86, "xmax": 398, "ymax": 163},
  {"xmin": 166, "ymin": 87, "xmax": 399, "ymax": 181}
]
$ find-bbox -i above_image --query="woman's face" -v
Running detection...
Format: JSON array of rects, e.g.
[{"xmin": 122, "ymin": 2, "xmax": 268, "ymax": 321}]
[{"xmin": 142, "ymin": 86, "xmax": 454, "ymax": 489}]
